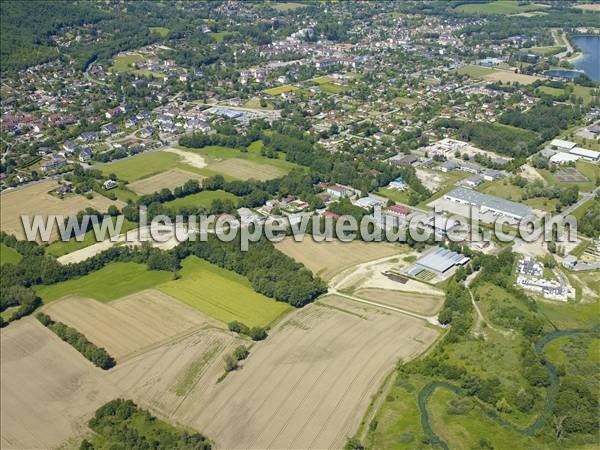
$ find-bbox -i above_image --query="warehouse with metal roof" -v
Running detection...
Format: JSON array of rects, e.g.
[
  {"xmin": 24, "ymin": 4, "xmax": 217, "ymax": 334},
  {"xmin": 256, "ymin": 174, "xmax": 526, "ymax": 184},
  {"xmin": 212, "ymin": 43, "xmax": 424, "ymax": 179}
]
[
  {"xmin": 443, "ymin": 187, "xmax": 533, "ymax": 220},
  {"xmin": 408, "ymin": 246, "xmax": 470, "ymax": 276}
]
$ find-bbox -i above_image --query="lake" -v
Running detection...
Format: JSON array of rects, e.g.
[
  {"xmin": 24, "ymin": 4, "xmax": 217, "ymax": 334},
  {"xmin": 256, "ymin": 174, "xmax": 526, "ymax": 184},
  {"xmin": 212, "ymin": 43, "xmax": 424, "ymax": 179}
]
[{"xmin": 572, "ymin": 35, "xmax": 600, "ymax": 81}]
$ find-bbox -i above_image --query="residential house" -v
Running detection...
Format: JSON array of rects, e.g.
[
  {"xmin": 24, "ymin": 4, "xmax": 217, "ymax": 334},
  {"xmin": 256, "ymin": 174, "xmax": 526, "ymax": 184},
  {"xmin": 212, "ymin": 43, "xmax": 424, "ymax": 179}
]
[
  {"xmin": 327, "ymin": 184, "xmax": 351, "ymax": 198},
  {"xmin": 78, "ymin": 147, "xmax": 93, "ymax": 162}
]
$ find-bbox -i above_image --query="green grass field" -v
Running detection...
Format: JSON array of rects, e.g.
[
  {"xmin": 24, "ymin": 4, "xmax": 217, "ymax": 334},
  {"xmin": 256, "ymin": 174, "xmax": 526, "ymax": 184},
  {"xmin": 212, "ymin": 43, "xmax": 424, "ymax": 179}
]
[
  {"xmin": 456, "ymin": 1, "xmax": 548, "ymax": 14},
  {"xmin": 110, "ymin": 54, "xmax": 145, "ymax": 73},
  {"xmin": 478, "ymin": 179, "xmax": 559, "ymax": 213},
  {"xmin": 0, "ymin": 243, "xmax": 22, "ymax": 265},
  {"xmin": 186, "ymin": 144, "xmax": 300, "ymax": 174},
  {"xmin": 456, "ymin": 65, "xmax": 497, "ymax": 77},
  {"xmin": 149, "ymin": 26, "xmax": 169, "ymax": 37},
  {"xmin": 376, "ymin": 187, "xmax": 413, "ymax": 205},
  {"xmin": 164, "ymin": 190, "xmax": 237, "ymax": 210},
  {"xmin": 158, "ymin": 256, "xmax": 291, "ymax": 327},
  {"xmin": 35, "ymin": 262, "xmax": 172, "ymax": 303},
  {"xmin": 311, "ymin": 77, "xmax": 349, "ymax": 94},
  {"xmin": 526, "ymin": 46, "xmax": 564, "ymax": 57},
  {"xmin": 537, "ymin": 85, "xmax": 565, "ymax": 97},
  {"xmin": 46, "ymin": 219, "xmax": 137, "ymax": 257},
  {"xmin": 100, "ymin": 151, "xmax": 185, "ymax": 182},
  {"xmin": 271, "ymin": 1, "xmax": 305, "ymax": 11},
  {"xmin": 209, "ymin": 31, "xmax": 234, "ymax": 42},
  {"xmin": 263, "ymin": 84, "xmax": 299, "ymax": 95}
]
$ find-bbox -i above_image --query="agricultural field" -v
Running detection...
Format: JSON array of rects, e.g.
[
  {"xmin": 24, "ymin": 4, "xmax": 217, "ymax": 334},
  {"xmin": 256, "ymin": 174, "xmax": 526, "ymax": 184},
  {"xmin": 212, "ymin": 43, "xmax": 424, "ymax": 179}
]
[
  {"xmin": 274, "ymin": 238, "xmax": 402, "ymax": 281},
  {"xmin": 42, "ymin": 290, "xmax": 212, "ymax": 360},
  {"xmin": 107, "ymin": 323, "xmax": 242, "ymax": 416},
  {"xmin": 0, "ymin": 318, "xmax": 119, "ymax": 450},
  {"xmin": 173, "ymin": 295, "xmax": 440, "ymax": 449},
  {"xmin": 0, "ymin": 180, "xmax": 121, "ymax": 241},
  {"xmin": 163, "ymin": 189, "xmax": 237, "ymax": 210},
  {"xmin": 0, "ymin": 243, "xmax": 21, "ymax": 265},
  {"xmin": 127, "ymin": 168, "xmax": 205, "ymax": 195},
  {"xmin": 158, "ymin": 256, "xmax": 291, "ymax": 327},
  {"xmin": 574, "ymin": 3, "xmax": 600, "ymax": 11},
  {"xmin": 455, "ymin": 1, "xmax": 548, "ymax": 15},
  {"xmin": 263, "ymin": 84, "xmax": 299, "ymax": 95},
  {"xmin": 35, "ymin": 262, "xmax": 172, "ymax": 303},
  {"xmin": 353, "ymin": 289, "xmax": 444, "ymax": 315}
]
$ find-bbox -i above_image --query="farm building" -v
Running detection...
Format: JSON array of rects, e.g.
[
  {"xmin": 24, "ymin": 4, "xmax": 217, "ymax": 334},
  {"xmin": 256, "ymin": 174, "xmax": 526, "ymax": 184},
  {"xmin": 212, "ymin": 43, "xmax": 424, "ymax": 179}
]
[
  {"xmin": 444, "ymin": 187, "xmax": 532, "ymax": 220},
  {"xmin": 408, "ymin": 246, "xmax": 470, "ymax": 277}
]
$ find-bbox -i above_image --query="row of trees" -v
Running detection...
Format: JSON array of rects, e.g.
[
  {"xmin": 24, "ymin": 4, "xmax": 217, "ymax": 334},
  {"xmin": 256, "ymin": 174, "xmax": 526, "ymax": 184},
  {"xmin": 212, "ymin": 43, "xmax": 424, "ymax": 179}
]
[{"xmin": 37, "ymin": 313, "xmax": 116, "ymax": 369}]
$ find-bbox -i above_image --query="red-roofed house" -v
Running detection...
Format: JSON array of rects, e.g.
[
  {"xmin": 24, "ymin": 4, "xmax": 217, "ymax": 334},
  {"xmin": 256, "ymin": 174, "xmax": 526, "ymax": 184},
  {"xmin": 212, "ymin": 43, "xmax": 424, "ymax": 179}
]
[{"xmin": 386, "ymin": 204, "xmax": 411, "ymax": 216}]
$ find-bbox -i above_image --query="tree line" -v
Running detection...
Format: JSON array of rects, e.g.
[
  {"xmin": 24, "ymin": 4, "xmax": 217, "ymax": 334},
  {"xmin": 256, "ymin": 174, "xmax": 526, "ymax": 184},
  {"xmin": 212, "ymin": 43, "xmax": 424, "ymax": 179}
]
[{"xmin": 37, "ymin": 312, "xmax": 116, "ymax": 369}]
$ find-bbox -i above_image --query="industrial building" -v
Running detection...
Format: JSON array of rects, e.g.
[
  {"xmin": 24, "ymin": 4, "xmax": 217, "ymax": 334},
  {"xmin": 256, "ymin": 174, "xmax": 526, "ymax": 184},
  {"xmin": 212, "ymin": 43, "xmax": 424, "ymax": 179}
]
[
  {"xmin": 407, "ymin": 246, "xmax": 470, "ymax": 277},
  {"xmin": 444, "ymin": 187, "xmax": 533, "ymax": 221}
]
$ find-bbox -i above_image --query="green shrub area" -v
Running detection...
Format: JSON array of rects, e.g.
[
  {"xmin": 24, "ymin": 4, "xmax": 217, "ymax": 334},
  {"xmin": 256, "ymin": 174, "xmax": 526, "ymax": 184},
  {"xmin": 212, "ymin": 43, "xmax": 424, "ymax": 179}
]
[
  {"xmin": 36, "ymin": 313, "xmax": 116, "ymax": 370},
  {"xmin": 435, "ymin": 119, "xmax": 540, "ymax": 157},
  {"xmin": 81, "ymin": 399, "xmax": 211, "ymax": 449}
]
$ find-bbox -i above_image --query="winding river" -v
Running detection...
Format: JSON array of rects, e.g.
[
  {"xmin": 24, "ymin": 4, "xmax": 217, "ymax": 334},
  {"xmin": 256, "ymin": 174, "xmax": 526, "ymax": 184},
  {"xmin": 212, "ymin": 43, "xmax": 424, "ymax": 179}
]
[{"xmin": 417, "ymin": 328, "xmax": 597, "ymax": 449}]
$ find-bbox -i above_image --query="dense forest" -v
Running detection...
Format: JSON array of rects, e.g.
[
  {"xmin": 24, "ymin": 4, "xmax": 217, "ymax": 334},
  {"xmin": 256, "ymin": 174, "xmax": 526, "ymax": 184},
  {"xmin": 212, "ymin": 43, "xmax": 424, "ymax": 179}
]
[
  {"xmin": 500, "ymin": 101, "xmax": 583, "ymax": 142},
  {"xmin": 81, "ymin": 399, "xmax": 212, "ymax": 449}
]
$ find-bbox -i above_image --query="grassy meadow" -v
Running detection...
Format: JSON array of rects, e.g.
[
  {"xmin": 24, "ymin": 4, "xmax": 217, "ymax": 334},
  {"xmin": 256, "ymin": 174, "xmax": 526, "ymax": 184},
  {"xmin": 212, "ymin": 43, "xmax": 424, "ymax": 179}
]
[
  {"xmin": 158, "ymin": 256, "xmax": 291, "ymax": 327},
  {"xmin": 0, "ymin": 243, "xmax": 22, "ymax": 265},
  {"xmin": 35, "ymin": 262, "xmax": 172, "ymax": 303}
]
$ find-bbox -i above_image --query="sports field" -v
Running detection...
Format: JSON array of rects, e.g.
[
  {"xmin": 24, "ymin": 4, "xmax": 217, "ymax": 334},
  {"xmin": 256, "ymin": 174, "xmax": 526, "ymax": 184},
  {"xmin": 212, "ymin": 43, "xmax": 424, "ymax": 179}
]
[
  {"xmin": 35, "ymin": 262, "xmax": 172, "ymax": 303},
  {"xmin": 0, "ymin": 244, "xmax": 21, "ymax": 265},
  {"xmin": 0, "ymin": 180, "xmax": 121, "ymax": 241},
  {"xmin": 158, "ymin": 256, "xmax": 291, "ymax": 327}
]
